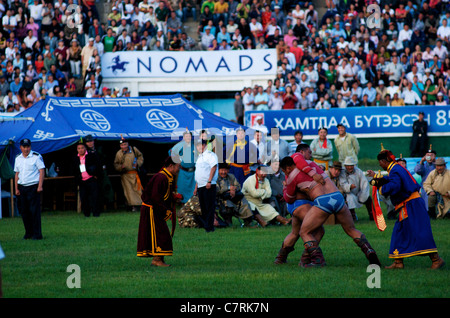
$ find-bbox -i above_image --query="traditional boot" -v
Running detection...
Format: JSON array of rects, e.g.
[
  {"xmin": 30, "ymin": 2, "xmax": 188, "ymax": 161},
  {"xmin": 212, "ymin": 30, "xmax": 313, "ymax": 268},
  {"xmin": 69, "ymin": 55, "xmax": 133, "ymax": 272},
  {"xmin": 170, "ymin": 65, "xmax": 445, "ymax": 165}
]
[
  {"xmin": 354, "ymin": 234, "xmax": 381, "ymax": 266},
  {"xmin": 365, "ymin": 197, "xmax": 374, "ymax": 221},
  {"xmin": 275, "ymin": 215, "xmax": 291, "ymax": 225},
  {"xmin": 274, "ymin": 244, "xmax": 295, "ymax": 264},
  {"xmin": 302, "ymin": 240, "xmax": 326, "ymax": 267},
  {"xmin": 298, "ymin": 249, "xmax": 311, "ymax": 268},
  {"xmin": 151, "ymin": 256, "xmax": 171, "ymax": 267},
  {"xmin": 385, "ymin": 259, "xmax": 404, "ymax": 269},
  {"xmin": 429, "ymin": 253, "xmax": 445, "ymax": 270},
  {"xmin": 254, "ymin": 214, "xmax": 267, "ymax": 227}
]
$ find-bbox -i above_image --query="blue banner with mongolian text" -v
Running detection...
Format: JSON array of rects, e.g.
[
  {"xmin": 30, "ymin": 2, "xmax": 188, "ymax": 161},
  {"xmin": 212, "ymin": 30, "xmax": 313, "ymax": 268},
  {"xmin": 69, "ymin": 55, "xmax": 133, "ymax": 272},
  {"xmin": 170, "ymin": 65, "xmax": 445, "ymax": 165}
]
[{"xmin": 245, "ymin": 106, "xmax": 450, "ymax": 138}]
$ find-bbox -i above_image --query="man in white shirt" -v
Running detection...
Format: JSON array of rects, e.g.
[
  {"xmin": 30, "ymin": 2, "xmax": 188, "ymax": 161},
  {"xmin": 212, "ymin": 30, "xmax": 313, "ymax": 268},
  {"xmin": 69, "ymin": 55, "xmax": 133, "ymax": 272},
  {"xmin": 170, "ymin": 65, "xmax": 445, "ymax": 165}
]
[
  {"xmin": 284, "ymin": 46, "xmax": 297, "ymax": 71},
  {"xmin": 200, "ymin": 26, "xmax": 215, "ymax": 50},
  {"xmin": 2, "ymin": 9, "xmax": 17, "ymax": 33},
  {"xmin": 14, "ymin": 138, "xmax": 45, "ymax": 240},
  {"xmin": 402, "ymin": 82, "xmax": 422, "ymax": 105},
  {"xmin": 406, "ymin": 65, "xmax": 423, "ymax": 84},
  {"xmin": 433, "ymin": 40, "xmax": 449, "ymax": 62},
  {"xmin": 2, "ymin": 91, "xmax": 19, "ymax": 109},
  {"xmin": 387, "ymin": 33, "xmax": 404, "ymax": 54},
  {"xmin": 28, "ymin": 0, "xmax": 44, "ymax": 23},
  {"xmin": 348, "ymin": 35, "xmax": 360, "ymax": 52},
  {"xmin": 304, "ymin": 63, "xmax": 318, "ymax": 89},
  {"xmin": 243, "ymin": 87, "xmax": 255, "ymax": 112},
  {"xmin": 268, "ymin": 90, "xmax": 284, "ymax": 110},
  {"xmin": 250, "ymin": 129, "xmax": 267, "ymax": 163},
  {"xmin": 398, "ymin": 24, "xmax": 412, "ymax": 45},
  {"xmin": 194, "ymin": 139, "xmax": 219, "ymax": 232},
  {"xmin": 24, "ymin": 30, "xmax": 38, "ymax": 49},
  {"xmin": 437, "ymin": 18, "xmax": 450, "ymax": 44},
  {"xmin": 385, "ymin": 56, "xmax": 404, "ymax": 84},
  {"xmin": 249, "ymin": 17, "xmax": 263, "ymax": 38}
]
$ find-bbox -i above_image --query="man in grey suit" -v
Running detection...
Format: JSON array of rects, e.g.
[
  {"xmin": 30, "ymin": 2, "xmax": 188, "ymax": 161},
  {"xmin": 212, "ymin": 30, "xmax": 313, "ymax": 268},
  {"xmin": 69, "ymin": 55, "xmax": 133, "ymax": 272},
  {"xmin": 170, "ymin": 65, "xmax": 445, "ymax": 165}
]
[{"xmin": 267, "ymin": 129, "xmax": 291, "ymax": 162}]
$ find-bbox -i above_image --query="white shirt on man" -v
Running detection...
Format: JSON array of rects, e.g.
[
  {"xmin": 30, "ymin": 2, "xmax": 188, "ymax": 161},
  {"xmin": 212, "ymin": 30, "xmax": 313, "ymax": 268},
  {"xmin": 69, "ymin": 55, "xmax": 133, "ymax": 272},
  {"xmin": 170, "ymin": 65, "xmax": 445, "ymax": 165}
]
[
  {"xmin": 14, "ymin": 151, "xmax": 45, "ymax": 186},
  {"xmin": 195, "ymin": 149, "xmax": 218, "ymax": 188}
]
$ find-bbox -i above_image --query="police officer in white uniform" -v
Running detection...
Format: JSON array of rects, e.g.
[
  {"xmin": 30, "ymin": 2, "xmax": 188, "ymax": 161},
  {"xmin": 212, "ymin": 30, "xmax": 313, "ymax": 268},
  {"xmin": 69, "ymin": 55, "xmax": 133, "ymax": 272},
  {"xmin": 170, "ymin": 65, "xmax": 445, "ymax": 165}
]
[{"xmin": 14, "ymin": 139, "xmax": 45, "ymax": 240}]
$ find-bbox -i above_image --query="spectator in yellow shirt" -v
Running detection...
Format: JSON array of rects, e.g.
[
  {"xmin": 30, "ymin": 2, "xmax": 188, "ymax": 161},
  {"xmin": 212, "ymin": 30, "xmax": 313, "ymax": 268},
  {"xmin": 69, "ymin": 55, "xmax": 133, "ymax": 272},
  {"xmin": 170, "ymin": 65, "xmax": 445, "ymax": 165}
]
[{"xmin": 214, "ymin": 0, "xmax": 229, "ymax": 25}]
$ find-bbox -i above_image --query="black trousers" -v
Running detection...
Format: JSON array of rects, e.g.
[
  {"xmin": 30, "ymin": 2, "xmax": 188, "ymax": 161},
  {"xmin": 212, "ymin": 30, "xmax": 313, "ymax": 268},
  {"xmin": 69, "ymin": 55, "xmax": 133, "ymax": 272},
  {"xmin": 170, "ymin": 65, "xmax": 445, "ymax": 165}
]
[
  {"xmin": 79, "ymin": 177, "xmax": 99, "ymax": 217},
  {"xmin": 18, "ymin": 184, "xmax": 42, "ymax": 239},
  {"xmin": 197, "ymin": 185, "xmax": 216, "ymax": 232}
]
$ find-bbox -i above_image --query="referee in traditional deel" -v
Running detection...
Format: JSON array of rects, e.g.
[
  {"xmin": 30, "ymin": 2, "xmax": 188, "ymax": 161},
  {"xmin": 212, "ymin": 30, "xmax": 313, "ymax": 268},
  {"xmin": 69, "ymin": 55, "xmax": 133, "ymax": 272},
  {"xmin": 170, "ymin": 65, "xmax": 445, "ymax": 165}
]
[{"xmin": 14, "ymin": 138, "xmax": 46, "ymax": 240}]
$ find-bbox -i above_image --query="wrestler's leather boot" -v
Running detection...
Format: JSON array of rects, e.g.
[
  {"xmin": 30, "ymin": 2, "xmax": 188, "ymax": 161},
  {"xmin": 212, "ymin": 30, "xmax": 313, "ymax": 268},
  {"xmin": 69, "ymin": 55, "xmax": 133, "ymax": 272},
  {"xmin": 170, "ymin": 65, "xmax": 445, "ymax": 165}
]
[
  {"xmin": 429, "ymin": 253, "xmax": 445, "ymax": 270},
  {"xmin": 303, "ymin": 241, "xmax": 326, "ymax": 267},
  {"xmin": 151, "ymin": 256, "xmax": 171, "ymax": 267},
  {"xmin": 254, "ymin": 214, "xmax": 267, "ymax": 227},
  {"xmin": 354, "ymin": 234, "xmax": 381, "ymax": 266},
  {"xmin": 274, "ymin": 244, "xmax": 295, "ymax": 264},
  {"xmin": 298, "ymin": 249, "xmax": 311, "ymax": 268},
  {"xmin": 385, "ymin": 259, "xmax": 404, "ymax": 269}
]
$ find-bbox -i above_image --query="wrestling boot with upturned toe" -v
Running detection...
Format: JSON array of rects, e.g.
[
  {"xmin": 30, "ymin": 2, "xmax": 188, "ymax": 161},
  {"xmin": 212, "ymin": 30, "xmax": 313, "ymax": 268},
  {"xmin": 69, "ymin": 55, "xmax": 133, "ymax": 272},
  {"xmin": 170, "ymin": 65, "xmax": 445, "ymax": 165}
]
[
  {"xmin": 298, "ymin": 249, "xmax": 311, "ymax": 268},
  {"xmin": 354, "ymin": 234, "xmax": 381, "ymax": 266},
  {"xmin": 302, "ymin": 240, "xmax": 326, "ymax": 268},
  {"xmin": 274, "ymin": 245, "xmax": 295, "ymax": 264}
]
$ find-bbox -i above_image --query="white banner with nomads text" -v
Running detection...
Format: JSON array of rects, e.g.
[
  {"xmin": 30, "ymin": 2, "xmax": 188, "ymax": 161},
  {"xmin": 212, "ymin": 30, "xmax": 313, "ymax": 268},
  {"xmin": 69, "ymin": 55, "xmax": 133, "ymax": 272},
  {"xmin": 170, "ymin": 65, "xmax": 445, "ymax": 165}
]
[{"xmin": 101, "ymin": 49, "xmax": 277, "ymax": 78}]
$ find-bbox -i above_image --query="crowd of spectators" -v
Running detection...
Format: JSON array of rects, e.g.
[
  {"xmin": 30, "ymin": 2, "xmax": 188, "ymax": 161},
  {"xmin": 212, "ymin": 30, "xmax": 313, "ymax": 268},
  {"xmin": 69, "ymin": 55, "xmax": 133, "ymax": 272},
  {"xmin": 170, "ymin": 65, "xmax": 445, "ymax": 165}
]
[
  {"xmin": 2, "ymin": 0, "xmax": 450, "ymax": 114},
  {"xmin": 232, "ymin": 0, "xmax": 450, "ymax": 113}
]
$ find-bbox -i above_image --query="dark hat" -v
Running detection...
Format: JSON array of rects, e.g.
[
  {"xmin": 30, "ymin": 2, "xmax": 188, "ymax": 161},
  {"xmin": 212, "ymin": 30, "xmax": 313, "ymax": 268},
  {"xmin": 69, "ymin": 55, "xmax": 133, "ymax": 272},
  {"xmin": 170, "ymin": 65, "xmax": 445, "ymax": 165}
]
[
  {"xmin": 331, "ymin": 161, "xmax": 342, "ymax": 169},
  {"xmin": 77, "ymin": 136, "xmax": 85, "ymax": 145},
  {"xmin": 377, "ymin": 149, "xmax": 396, "ymax": 162},
  {"xmin": 336, "ymin": 123, "xmax": 346, "ymax": 128},
  {"xmin": 84, "ymin": 134, "xmax": 94, "ymax": 142},
  {"xmin": 120, "ymin": 135, "xmax": 127, "ymax": 143},
  {"xmin": 20, "ymin": 138, "xmax": 31, "ymax": 146}
]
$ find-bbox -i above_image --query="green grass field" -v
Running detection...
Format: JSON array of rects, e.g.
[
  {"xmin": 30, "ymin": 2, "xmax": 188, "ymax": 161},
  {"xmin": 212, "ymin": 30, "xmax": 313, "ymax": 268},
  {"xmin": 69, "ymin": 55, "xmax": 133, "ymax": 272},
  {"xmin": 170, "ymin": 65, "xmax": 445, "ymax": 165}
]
[{"xmin": 0, "ymin": 208, "xmax": 448, "ymax": 300}]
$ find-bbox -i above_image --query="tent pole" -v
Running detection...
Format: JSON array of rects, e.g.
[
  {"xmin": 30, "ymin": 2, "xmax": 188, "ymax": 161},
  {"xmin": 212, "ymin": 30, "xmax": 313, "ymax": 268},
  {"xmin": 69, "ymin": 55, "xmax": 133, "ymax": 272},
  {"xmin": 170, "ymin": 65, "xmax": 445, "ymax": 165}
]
[{"xmin": 10, "ymin": 178, "xmax": 14, "ymax": 218}]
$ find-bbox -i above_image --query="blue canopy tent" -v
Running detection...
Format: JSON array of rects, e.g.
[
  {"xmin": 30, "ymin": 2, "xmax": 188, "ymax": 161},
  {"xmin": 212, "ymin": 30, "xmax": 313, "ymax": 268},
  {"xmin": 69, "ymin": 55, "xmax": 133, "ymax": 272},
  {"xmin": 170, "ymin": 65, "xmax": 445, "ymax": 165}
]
[{"xmin": 0, "ymin": 94, "xmax": 245, "ymax": 156}]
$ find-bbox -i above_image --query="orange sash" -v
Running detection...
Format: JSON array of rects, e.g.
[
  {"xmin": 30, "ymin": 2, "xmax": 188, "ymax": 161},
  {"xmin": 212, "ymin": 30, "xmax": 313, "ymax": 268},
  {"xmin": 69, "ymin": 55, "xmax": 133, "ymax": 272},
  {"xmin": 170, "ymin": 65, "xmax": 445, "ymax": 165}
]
[
  {"xmin": 127, "ymin": 170, "xmax": 143, "ymax": 191},
  {"xmin": 395, "ymin": 191, "xmax": 421, "ymax": 222}
]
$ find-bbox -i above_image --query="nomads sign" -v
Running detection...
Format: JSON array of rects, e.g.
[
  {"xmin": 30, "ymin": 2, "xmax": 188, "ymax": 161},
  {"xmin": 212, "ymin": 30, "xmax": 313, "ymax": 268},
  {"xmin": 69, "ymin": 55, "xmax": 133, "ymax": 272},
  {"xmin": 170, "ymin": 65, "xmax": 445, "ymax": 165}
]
[{"xmin": 101, "ymin": 50, "xmax": 277, "ymax": 78}]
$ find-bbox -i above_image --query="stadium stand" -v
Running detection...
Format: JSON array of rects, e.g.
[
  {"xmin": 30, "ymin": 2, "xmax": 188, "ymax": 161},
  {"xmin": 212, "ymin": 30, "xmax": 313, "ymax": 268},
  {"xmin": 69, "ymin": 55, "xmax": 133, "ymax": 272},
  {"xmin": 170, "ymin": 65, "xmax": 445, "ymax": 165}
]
[{"xmin": 0, "ymin": 0, "xmax": 449, "ymax": 112}]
